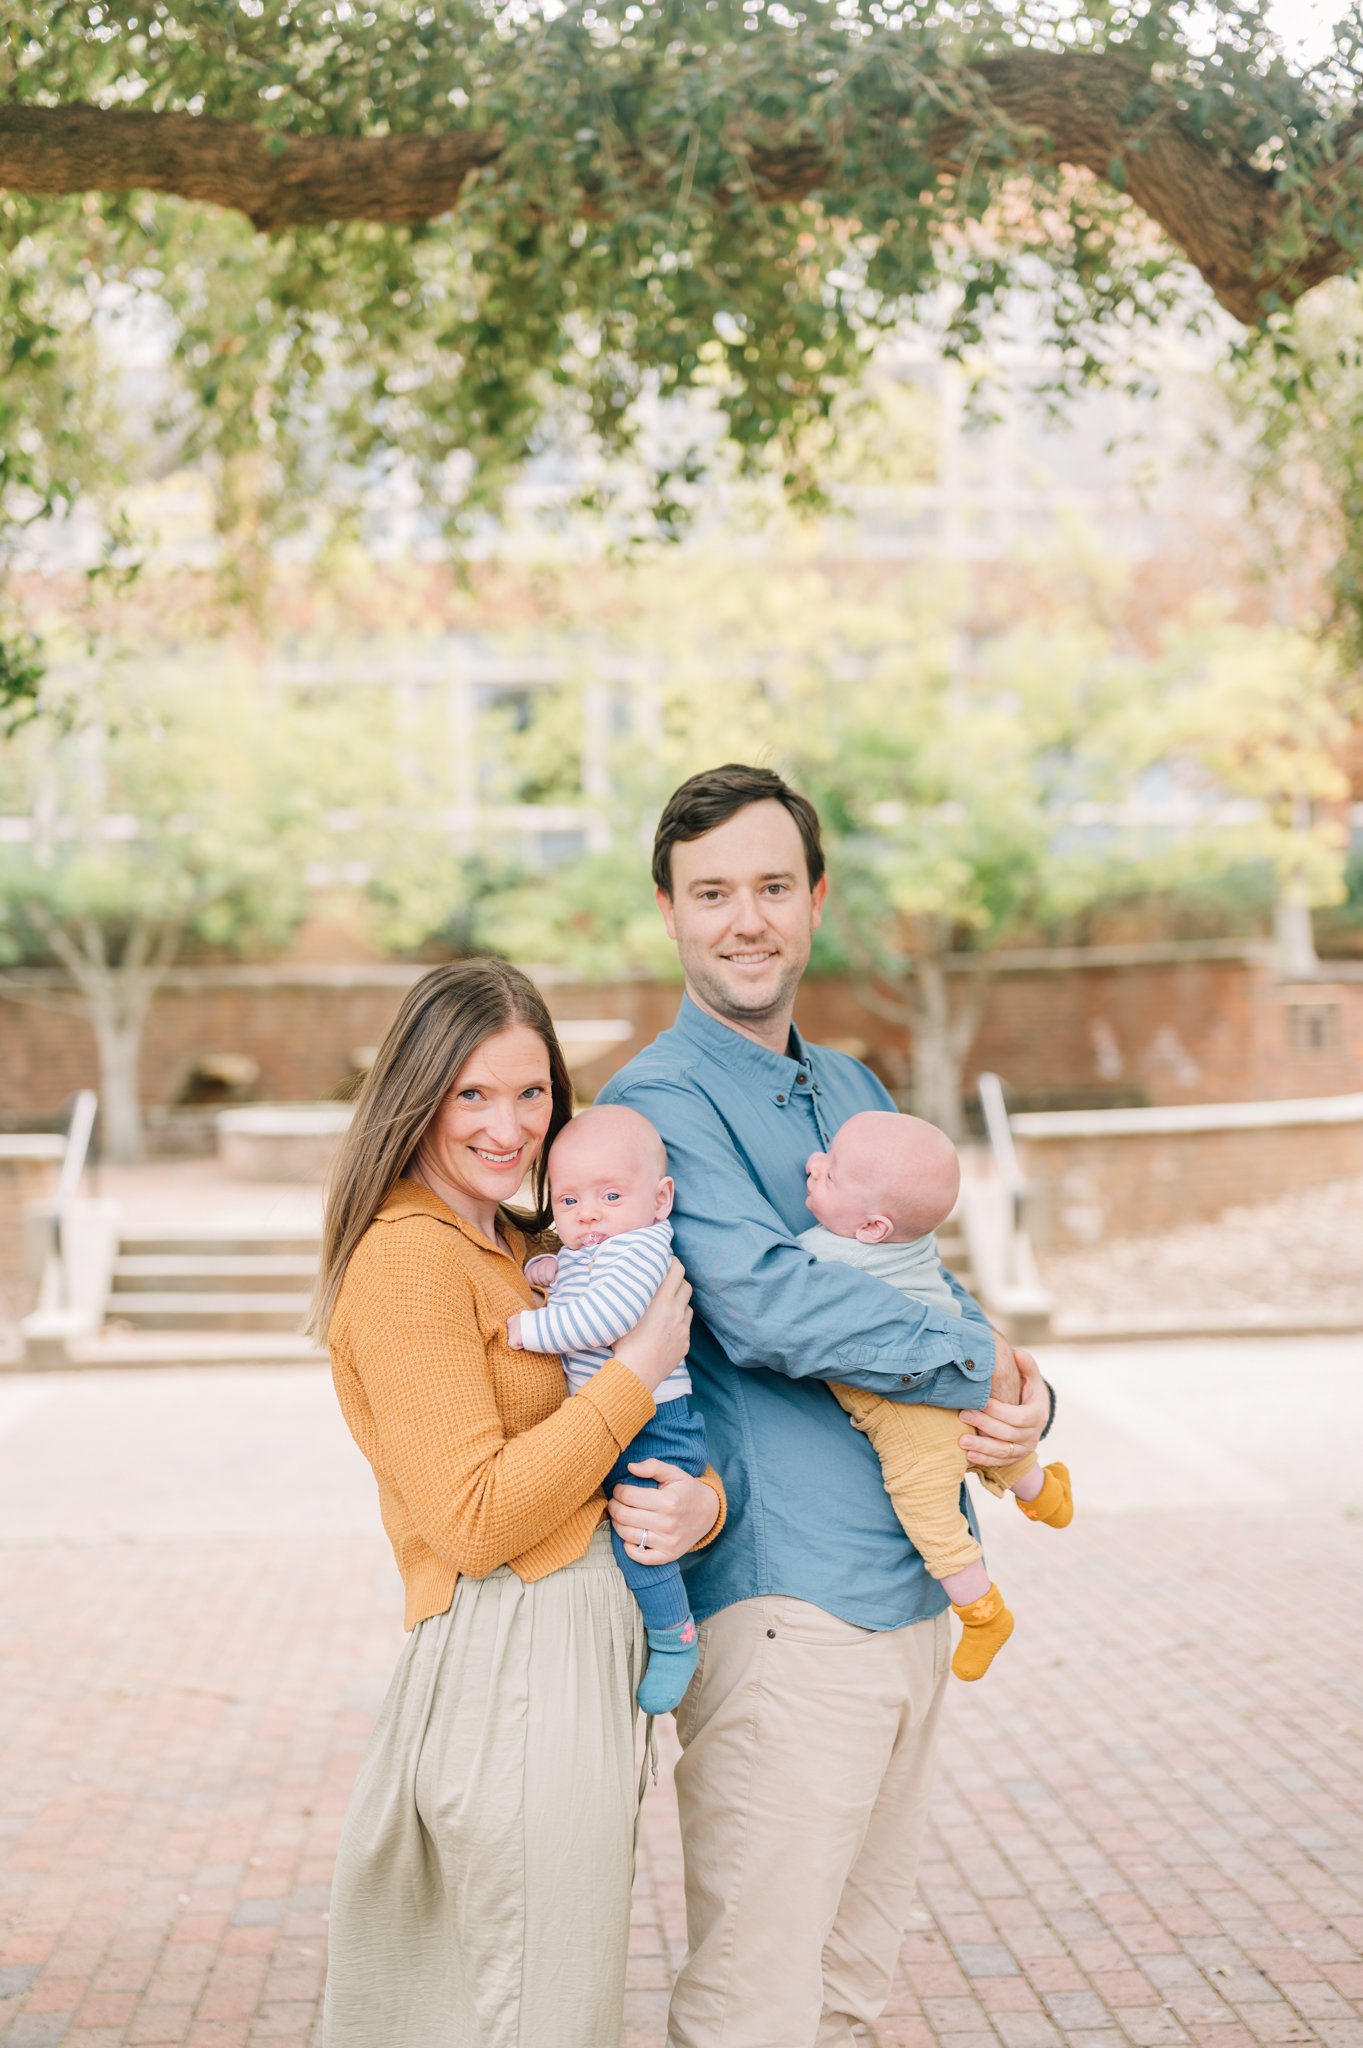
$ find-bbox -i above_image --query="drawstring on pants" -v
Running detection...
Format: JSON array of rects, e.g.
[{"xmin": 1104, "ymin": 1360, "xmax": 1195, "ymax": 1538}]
[{"xmin": 637, "ymin": 1714, "xmax": 659, "ymax": 1806}]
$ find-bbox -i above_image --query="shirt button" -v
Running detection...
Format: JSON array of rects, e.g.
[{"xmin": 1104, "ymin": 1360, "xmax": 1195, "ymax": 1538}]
[
  {"xmin": 797, "ymin": 1072, "xmax": 808, "ymax": 1084},
  {"xmin": 775, "ymin": 1093, "xmax": 787, "ymax": 1105},
  {"xmin": 964, "ymin": 1360, "xmax": 974, "ymax": 1370},
  {"xmin": 766, "ymin": 1628, "xmax": 776, "ymax": 1639},
  {"xmin": 900, "ymin": 1374, "xmax": 912, "ymax": 1384}
]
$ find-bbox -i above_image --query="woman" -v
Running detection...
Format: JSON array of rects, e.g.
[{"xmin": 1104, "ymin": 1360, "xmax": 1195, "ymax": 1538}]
[{"xmin": 312, "ymin": 959, "xmax": 722, "ymax": 2048}]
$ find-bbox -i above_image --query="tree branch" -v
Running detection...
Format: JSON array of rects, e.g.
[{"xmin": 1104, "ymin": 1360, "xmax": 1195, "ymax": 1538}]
[
  {"xmin": 0, "ymin": 972, "xmax": 93, "ymax": 1020},
  {"xmin": 0, "ymin": 103, "xmax": 503, "ymax": 232},
  {"xmin": 2, "ymin": 55, "xmax": 1359, "ymax": 320},
  {"xmin": 22, "ymin": 899, "xmax": 98, "ymax": 995}
]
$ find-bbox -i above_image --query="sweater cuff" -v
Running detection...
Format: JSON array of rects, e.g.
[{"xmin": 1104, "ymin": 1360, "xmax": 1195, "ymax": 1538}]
[
  {"xmin": 690, "ymin": 1463, "xmax": 727, "ymax": 1552},
  {"xmin": 577, "ymin": 1357, "xmax": 657, "ymax": 1449}
]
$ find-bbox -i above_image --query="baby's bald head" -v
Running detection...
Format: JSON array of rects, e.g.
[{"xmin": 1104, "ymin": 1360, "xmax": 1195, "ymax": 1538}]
[
  {"xmin": 546, "ymin": 1104, "xmax": 672, "ymax": 1249},
  {"xmin": 550, "ymin": 1104, "xmax": 667, "ymax": 1179},
  {"xmin": 805, "ymin": 1110, "xmax": 959, "ymax": 1245}
]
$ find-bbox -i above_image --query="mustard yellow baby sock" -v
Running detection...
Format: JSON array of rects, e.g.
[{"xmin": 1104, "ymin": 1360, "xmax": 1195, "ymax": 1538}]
[
  {"xmin": 950, "ymin": 1584, "xmax": 1015, "ymax": 1681},
  {"xmin": 1016, "ymin": 1461, "xmax": 1073, "ymax": 1528}
]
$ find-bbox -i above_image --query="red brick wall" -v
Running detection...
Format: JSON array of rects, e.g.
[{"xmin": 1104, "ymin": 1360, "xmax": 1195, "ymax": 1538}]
[
  {"xmin": 2, "ymin": 950, "xmax": 1361, "ymax": 1132},
  {"xmin": 973, "ymin": 961, "xmax": 1363, "ymax": 1107},
  {"xmin": 1017, "ymin": 1116, "xmax": 1363, "ymax": 1250},
  {"xmin": 0, "ymin": 1148, "xmax": 58, "ymax": 1321}
]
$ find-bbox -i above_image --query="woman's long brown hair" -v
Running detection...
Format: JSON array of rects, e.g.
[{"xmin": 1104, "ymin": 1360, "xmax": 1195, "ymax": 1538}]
[{"xmin": 308, "ymin": 959, "xmax": 573, "ymax": 1342}]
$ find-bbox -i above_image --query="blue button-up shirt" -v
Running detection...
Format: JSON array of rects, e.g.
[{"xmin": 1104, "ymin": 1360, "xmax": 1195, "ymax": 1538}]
[{"xmin": 599, "ymin": 994, "xmax": 997, "ymax": 1631}]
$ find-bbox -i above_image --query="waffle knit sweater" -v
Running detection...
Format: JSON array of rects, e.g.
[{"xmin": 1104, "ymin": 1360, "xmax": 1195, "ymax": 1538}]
[{"xmin": 331, "ymin": 1178, "xmax": 711, "ymax": 1631}]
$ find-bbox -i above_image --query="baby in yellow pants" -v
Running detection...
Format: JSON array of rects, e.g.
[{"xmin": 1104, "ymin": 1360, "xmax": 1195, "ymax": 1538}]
[{"xmin": 801, "ymin": 1110, "xmax": 1072, "ymax": 1681}]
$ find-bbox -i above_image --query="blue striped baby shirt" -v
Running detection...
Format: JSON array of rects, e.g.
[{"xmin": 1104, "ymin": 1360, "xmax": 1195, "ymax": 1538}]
[{"xmin": 517, "ymin": 1219, "xmax": 691, "ymax": 1402}]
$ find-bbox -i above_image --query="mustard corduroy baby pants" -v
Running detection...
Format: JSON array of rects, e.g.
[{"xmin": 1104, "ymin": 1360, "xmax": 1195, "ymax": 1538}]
[{"xmin": 830, "ymin": 1386, "xmax": 1036, "ymax": 1579}]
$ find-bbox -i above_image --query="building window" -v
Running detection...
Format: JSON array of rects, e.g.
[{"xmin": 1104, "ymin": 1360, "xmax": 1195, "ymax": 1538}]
[{"xmin": 1284, "ymin": 1001, "xmax": 1344, "ymax": 1053}]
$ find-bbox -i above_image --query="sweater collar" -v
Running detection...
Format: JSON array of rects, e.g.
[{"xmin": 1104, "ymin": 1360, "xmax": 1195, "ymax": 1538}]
[{"xmin": 376, "ymin": 1177, "xmax": 528, "ymax": 1258}]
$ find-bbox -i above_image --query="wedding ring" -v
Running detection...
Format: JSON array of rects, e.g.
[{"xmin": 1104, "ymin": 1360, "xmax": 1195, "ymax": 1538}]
[{"xmin": 636, "ymin": 1528, "xmax": 650, "ymax": 1554}]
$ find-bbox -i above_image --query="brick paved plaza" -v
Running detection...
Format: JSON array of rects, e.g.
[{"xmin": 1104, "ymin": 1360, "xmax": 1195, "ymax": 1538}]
[{"xmin": 1, "ymin": 1342, "xmax": 1360, "ymax": 2048}]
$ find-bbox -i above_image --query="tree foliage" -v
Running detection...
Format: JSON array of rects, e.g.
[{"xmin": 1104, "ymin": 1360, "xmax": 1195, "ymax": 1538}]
[
  {"xmin": 6, "ymin": 0, "xmax": 1363, "ymax": 714},
  {"xmin": 463, "ymin": 547, "xmax": 1352, "ymax": 1132}
]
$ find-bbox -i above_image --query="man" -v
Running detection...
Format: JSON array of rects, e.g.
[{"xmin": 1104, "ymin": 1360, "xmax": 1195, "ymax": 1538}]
[{"xmin": 599, "ymin": 762, "xmax": 1050, "ymax": 2048}]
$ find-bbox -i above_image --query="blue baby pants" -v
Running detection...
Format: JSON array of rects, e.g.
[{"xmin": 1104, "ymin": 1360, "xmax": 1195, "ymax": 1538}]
[{"xmin": 605, "ymin": 1396, "xmax": 708, "ymax": 1632}]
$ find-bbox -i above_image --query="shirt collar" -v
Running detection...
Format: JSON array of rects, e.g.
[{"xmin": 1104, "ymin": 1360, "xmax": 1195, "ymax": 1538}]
[{"xmin": 674, "ymin": 992, "xmax": 815, "ymax": 1106}]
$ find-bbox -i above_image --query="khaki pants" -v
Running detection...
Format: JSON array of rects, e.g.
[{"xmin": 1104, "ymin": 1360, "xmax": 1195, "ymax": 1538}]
[
  {"xmin": 323, "ymin": 1525, "xmax": 643, "ymax": 2048},
  {"xmin": 831, "ymin": 1387, "xmax": 1037, "ymax": 1579},
  {"xmin": 669, "ymin": 1594, "xmax": 951, "ymax": 2048}
]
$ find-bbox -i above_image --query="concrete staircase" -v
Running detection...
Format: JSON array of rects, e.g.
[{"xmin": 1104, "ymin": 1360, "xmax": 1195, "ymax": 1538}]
[
  {"xmin": 76, "ymin": 1220, "xmax": 325, "ymax": 1368},
  {"xmin": 937, "ymin": 1217, "xmax": 974, "ymax": 1296}
]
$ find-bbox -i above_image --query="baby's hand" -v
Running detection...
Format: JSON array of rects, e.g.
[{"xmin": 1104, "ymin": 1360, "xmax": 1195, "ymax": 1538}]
[
  {"xmin": 507, "ymin": 1313, "xmax": 525, "ymax": 1350},
  {"xmin": 524, "ymin": 1253, "xmax": 559, "ymax": 1288}
]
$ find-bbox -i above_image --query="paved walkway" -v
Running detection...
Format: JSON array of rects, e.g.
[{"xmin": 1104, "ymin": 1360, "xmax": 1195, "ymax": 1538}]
[{"xmin": 0, "ymin": 1342, "xmax": 1360, "ymax": 2048}]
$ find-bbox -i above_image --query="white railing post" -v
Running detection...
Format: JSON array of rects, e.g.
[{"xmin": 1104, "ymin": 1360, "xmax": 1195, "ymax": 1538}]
[
  {"xmin": 52, "ymin": 1089, "xmax": 98, "ymax": 1310},
  {"xmin": 960, "ymin": 1072, "xmax": 1054, "ymax": 1343},
  {"xmin": 976, "ymin": 1071, "xmax": 1024, "ymax": 1287}
]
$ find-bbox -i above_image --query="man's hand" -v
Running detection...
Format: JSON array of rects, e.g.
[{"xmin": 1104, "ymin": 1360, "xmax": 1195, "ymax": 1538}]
[
  {"xmin": 607, "ymin": 1458, "xmax": 720, "ymax": 1565},
  {"xmin": 958, "ymin": 1345, "xmax": 1048, "ymax": 1468},
  {"xmin": 986, "ymin": 1329, "xmax": 1022, "ymax": 1405}
]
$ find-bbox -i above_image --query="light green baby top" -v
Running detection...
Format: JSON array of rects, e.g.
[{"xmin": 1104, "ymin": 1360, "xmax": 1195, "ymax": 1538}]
[{"xmin": 797, "ymin": 1224, "xmax": 959, "ymax": 1315}]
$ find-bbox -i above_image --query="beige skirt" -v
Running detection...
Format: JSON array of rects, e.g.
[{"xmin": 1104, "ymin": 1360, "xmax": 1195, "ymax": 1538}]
[{"xmin": 324, "ymin": 1523, "xmax": 645, "ymax": 2048}]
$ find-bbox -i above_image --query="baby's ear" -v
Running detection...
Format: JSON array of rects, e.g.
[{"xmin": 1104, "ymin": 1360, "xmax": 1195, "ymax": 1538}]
[
  {"xmin": 655, "ymin": 1175, "xmax": 675, "ymax": 1220},
  {"xmin": 854, "ymin": 1213, "xmax": 894, "ymax": 1245}
]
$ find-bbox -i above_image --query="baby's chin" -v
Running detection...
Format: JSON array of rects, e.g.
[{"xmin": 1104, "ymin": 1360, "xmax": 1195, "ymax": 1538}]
[{"xmin": 564, "ymin": 1220, "xmax": 643, "ymax": 1249}]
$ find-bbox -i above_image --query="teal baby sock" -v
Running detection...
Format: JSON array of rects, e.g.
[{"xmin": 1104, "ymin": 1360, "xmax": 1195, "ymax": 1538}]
[{"xmin": 637, "ymin": 1616, "xmax": 699, "ymax": 1715}]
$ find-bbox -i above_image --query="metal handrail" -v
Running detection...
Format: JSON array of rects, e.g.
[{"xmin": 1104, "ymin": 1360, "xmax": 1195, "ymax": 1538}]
[
  {"xmin": 50, "ymin": 1090, "xmax": 97, "ymax": 1310},
  {"xmin": 975, "ymin": 1070, "xmax": 1025, "ymax": 1244},
  {"xmin": 55, "ymin": 1090, "xmax": 97, "ymax": 1212},
  {"xmin": 963, "ymin": 1070, "xmax": 1053, "ymax": 1334}
]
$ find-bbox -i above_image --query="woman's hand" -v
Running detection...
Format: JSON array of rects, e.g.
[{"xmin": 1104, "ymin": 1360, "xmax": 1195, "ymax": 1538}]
[
  {"xmin": 612, "ymin": 1261, "xmax": 692, "ymax": 1394},
  {"xmin": 958, "ymin": 1344, "xmax": 1049, "ymax": 1467},
  {"xmin": 607, "ymin": 1459, "xmax": 720, "ymax": 1565}
]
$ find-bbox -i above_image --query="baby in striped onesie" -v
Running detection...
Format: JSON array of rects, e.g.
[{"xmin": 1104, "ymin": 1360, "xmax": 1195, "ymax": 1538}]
[{"xmin": 507, "ymin": 1103, "xmax": 707, "ymax": 1714}]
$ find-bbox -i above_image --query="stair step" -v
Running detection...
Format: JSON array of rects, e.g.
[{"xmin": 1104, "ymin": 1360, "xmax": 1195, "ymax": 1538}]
[
  {"xmin": 63, "ymin": 1332, "xmax": 328, "ymax": 1371},
  {"xmin": 105, "ymin": 1292, "xmax": 313, "ymax": 1332},
  {"xmin": 120, "ymin": 1228, "xmax": 321, "ymax": 1258},
  {"xmin": 114, "ymin": 1255, "xmax": 318, "ymax": 1293}
]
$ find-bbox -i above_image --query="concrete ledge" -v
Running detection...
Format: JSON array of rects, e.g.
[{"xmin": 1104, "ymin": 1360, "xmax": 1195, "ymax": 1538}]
[
  {"xmin": 1013, "ymin": 1092, "xmax": 1363, "ymax": 1139},
  {"xmin": 1051, "ymin": 1304, "xmax": 1363, "ymax": 1342},
  {"xmin": 0, "ymin": 1136, "xmax": 65, "ymax": 1160},
  {"xmin": 217, "ymin": 1104, "xmax": 354, "ymax": 1182}
]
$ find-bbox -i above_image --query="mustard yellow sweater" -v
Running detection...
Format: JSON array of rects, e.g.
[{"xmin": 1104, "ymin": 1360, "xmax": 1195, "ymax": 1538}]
[{"xmin": 331, "ymin": 1179, "xmax": 722, "ymax": 1630}]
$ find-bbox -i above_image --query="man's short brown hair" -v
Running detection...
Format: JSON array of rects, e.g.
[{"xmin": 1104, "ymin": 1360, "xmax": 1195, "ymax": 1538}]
[{"xmin": 652, "ymin": 763, "xmax": 826, "ymax": 897}]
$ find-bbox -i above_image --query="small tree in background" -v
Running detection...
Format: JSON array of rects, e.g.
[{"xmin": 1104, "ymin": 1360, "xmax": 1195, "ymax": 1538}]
[
  {"xmin": 800, "ymin": 618, "xmax": 1136, "ymax": 1137},
  {"xmin": 0, "ymin": 665, "xmax": 471, "ymax": 1160},
  {"xmin": 804, "ymin": 614, "xmax": 1351, "ymax": 1135}
]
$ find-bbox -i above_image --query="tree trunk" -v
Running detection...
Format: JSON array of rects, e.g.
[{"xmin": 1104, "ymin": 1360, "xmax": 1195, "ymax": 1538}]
[
  {"xmin": 20, "ymin": 906, "xmax": 183, "ymax": 1166},
  {"xmin": 908, "ymin": 952, "xmax": 991, "ymax": 1142},
  {"xmin": 89, "ymin": 999, "xmax": 147, "ymax": 1165},
  {"xmin": 1273, "ymin": 895, "xmax": 1320, "ymax": 980},
  {"xmin": 909, "ymin": 956, "xmax": 966, "ymax": 1141}
]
